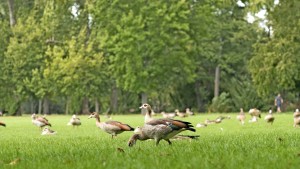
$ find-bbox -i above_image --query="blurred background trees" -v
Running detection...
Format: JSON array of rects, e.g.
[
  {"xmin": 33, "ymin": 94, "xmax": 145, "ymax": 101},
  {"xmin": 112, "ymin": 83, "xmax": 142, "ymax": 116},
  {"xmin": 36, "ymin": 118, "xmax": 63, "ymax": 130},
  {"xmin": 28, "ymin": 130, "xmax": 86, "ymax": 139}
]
[{"xmin": 0, "ymin": 0, "xmax": 299, "ymax": 115}]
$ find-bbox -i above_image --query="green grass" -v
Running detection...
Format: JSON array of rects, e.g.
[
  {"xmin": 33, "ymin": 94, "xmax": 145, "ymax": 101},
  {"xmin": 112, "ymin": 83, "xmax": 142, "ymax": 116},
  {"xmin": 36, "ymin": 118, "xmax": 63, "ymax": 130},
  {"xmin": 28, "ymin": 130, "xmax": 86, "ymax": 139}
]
[{"xmin": 0, "ymin": 113, "xmax": 300, "ymax": 169}]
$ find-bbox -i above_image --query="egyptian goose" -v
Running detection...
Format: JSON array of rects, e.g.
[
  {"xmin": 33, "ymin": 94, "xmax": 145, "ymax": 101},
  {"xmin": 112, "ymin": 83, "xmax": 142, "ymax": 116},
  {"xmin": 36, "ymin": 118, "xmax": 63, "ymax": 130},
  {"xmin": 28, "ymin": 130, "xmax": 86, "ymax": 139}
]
[
  {"xmin": 237, "ymin": 108, "xmax": 246, "ymax": 125},
  {"xmin": 128, "ymin": 103, "xmax": 196, "ymax": 146},
  {"xmin": 249, "ymin": 108, "xmax": 261, "ymax": 122},
  {"xmin": 88, "ymin": 112, "xmax": 134, "ymax": 138},
  {"xmin": 67, "ymin": 114, "xmax": 81, "ymax": 127},
  {"xmin": 161, "ymin": 111, "xmax": 176, "ymax": 119},
  {"xmin": 204, "ymin": 118, "xmax": 220, "ymax": 124},
  {"xmin": 0, "ymin": 121, "xmax": 6, "ymax": 127},
  {"xmin": 175, "ymin": 109, "xmax": 188, "ymax": 118},
  {"xmin": 186, "ymin": 108, "xmax": 194, "ymax": 116},
  {"xmin": 31, "ymin": 113, "xmax": 51, "ymax": 129},
  {"xmin": 265, "ymin": 108, "xmax": 275, "ymax": 125},
  {"xmin": 140, "ymin": 104, "xmax": 155, "ymax": 123},
  {"xmin": 196, "ymin": 123, "xmax": 207, "ymax": 128},
  {"xmin": 41, "ymin": 127, "xmax": 57, "ymax": 135},
  {"xmin": 293, "ymin": 109, "xmax": 300, "ymax": 127}
]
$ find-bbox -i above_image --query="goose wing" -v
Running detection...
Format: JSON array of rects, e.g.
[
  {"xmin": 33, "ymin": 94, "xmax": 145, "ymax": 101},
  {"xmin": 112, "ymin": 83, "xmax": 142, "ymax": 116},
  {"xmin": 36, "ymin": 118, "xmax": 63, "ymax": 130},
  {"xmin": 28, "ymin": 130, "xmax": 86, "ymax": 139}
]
[{"xmin": 105, "ymin": 121, "xmax": 134, "ymax": 131}]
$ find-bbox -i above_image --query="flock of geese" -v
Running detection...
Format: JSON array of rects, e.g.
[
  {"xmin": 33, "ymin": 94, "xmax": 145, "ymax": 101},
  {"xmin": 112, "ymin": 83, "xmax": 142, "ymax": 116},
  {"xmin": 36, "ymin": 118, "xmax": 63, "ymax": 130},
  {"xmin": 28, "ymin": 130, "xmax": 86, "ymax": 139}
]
[{"xmin": 1, "ymin": 104, "xmax": 300, "ymax": 146}]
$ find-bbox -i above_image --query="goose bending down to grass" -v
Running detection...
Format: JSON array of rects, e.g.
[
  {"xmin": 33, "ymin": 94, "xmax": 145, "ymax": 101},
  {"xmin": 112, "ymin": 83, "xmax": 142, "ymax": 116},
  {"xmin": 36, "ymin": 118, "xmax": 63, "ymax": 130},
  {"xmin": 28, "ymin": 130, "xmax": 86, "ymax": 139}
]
[
  {"xmin": 293, "ymin": 109, "xmax": 300, "ymax": 127},
  {"xmin": 237, "ymin": 108, "xmax": 246, "ymax": 125},
  {"xmin": 88, "ymin": 112, "xmax": 134, "ymax": 138},
  {"xmin": 128, "ymin": 103, "xmax": 196, "ymax": 146},
  {"xmin": 31, "ymin": 113, "xmax": 52, "ymax": 130},
  {"xmin": 265, "ymin": 108, "xmax": 275, "ymax": 125},
  {"xmin": 249, "ymin": 108, "xmax": 261, "ymax": 122},
  {"xmin": 41, "ymin": 127, "xmax": 57, "ymax": 135},
  {"xmin": 161, "ymin": 111, "xmax": 176, "ymax": 119},
  {"xmin": 0, "ymin": 121, "xmax": 6, "ymax": 127},
  {"xmin": 67, "ymin": 114, "xmax": 81, "ymax": 127}
]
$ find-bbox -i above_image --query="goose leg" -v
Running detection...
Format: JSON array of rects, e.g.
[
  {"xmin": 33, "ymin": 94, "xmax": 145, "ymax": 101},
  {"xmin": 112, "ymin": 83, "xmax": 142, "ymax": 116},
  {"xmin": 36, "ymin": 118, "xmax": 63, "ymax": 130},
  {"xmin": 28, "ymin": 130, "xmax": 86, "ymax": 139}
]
[
  {"xmin": 166, "ymin": 139, "xmax": 172, "ymax": 145},
  {"xmin": 155, "ymin": 139, "xmax": 161, "ymax": 146}
]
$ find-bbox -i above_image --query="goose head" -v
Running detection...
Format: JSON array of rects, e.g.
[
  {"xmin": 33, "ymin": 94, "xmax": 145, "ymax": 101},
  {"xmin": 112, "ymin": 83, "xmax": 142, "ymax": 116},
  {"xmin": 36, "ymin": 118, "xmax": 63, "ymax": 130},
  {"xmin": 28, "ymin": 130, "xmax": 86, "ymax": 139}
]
[
  {"xmin": 139, "ymin": 103, "xmax": 151, "ymax": 110},
  {"xmin": 31, "ymin": 113, "xmax": 37, "ymax": 119},
  {"xmin": 88, "ymin": 112, "xmax": 99, "ymax": 119}
]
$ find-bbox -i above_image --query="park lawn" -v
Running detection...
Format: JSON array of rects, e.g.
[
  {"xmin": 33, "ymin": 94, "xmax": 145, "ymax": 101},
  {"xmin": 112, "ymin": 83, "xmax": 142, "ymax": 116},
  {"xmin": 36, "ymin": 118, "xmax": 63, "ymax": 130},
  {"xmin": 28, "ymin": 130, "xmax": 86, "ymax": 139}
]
[{"xmin": 0, "ymin": 112, "xmax": 300, "ymax": 169}]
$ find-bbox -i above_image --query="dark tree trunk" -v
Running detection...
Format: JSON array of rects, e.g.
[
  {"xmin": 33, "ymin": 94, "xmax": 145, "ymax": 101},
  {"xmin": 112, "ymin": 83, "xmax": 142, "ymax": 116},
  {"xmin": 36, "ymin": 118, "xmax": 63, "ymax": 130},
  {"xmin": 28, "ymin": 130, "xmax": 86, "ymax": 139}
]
[
  {"xmin": 38, "ymin": 99, "xmax": 42, "ymax": 115},
  {"xmin": 214, "ymin": 65, "xmax": 220, "ymax": 98},
  {"xmin": 110, "ymin": 82, "xmax": 118, "ymax": 113},
  {"xmin": 95, "ymin": 98, "xmax": 100, "ymax": 113},
  {"xmin": 43, "ymin": 97, "xmax": 50, "ymax": 115},
  {"xmin": 82, "ymin": 97, "xmax": 90, "ymax": 114}
]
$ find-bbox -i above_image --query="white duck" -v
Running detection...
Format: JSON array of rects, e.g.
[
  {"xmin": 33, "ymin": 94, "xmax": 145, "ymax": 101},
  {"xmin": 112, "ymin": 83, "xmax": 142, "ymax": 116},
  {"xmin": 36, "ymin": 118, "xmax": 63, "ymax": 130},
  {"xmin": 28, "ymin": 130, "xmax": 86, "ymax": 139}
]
[
  {"xmin": 31, "ymin": 113, "xmax": 51, "ymax": 129},
  {"xmin": 128, "ymin": 103, "xmax": 196, "ymax": 146},
  {"xmin": 88, "ymin": 112, "xmax": 134, "ymax": 138},
  {"xmin": 67, "ymin": 114, "xmax": 81, "ymax": 127},
  {"xmin": 41, "ymin": 127, "xmax": 57, "ymax": 135}
]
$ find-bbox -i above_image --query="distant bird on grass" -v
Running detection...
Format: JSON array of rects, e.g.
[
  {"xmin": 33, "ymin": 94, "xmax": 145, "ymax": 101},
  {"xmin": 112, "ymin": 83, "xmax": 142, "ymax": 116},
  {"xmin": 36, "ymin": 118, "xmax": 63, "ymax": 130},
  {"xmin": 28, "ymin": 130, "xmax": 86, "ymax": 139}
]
[
  {"xmin": 265, "ymin": 108, "xmax": 275, "ymax": 125},
  {"xmin": 41, "ymin": 127, "xmax": 57, "ymax": 135},
  {"xmin": 249, "ymin": 108, "xmax": 261, "ymax": 122},
  {"xmin": 175, "ymin": 109, "xmax": 188, "ymax": 118},
  {"xmin": 128, "ymin": 103, "xmax": 196, "ymax": 147},
  {"xmin": 293, "ymin": 109, "xmax": 300, "ymax": 127},
  {"xmin": 0, "ymin": 121, "xmax": 6, "ymax": 127},
  {"xmin": 237, "ymin": 108, "xmax": 246, "ymax": 125},
  {"xmin": 31, "ymin": 113, "xmax": 51, "ymax": 130},
  {"xmin": 186, "ymin": 108, "xmax": 194, "ymax": 116},
  {"xmin": 161, "ymin": 111, "xmax": 176, "ymax": 119},
  {"xmin": 67, "ymin": 114, "xmax": 81, "ymax": 127},
  {"xmin": 88, "ymin": 112, "xmax": 134, "ymax": 138}
]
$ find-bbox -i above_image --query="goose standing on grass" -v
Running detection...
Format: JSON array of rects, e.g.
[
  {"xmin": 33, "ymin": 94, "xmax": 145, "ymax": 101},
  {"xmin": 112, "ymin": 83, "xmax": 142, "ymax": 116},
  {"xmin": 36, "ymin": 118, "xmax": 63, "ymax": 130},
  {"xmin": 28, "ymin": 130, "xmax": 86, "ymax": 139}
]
[
  {"xmin": 41, "ymin": 127, "xmax": 57, "ymax": 135},
  {"xmin": 265, "ymin": 108, "xmax": 275, "ymax": 125},
  {"xmin": 67, "ymin": 114, "xmax": 81, "ymax": 127},
  {"xmin": 88, "ymin": 112, "xmax": 134, "ymax": 138},
  {"xmin": 0, "ymin": 121, "xmax": 6, "ymax": 127},
  {"xmin": 31, "ymin": 113, "xmax": 52, "ymax": 130},
  {"xmin": 237, "ymin": 108, "xmax": 246, "ymax": 125},
  {"xmin": 293, "ymin": 109, "xmax": 300, "ymax": 127},
  {"xmin": 128, "ymin": 103, "xmax": 196, "ymax": 147},
  {"xmin": 249, "ymin": 108, "xmax": 261, "ymax": 122}
]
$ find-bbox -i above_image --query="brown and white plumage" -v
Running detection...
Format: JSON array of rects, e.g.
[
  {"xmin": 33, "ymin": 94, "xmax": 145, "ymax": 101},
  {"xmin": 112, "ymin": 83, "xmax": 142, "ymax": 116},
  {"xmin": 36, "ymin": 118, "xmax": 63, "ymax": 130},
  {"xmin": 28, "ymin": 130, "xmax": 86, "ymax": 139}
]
[
  {"xmin": 128, "ymin": 104, "xmax": 196, "ymax": 146},
  {"xmin": 249, "ymin": 108, "xmax": 261, "ymax": 122},
  {"xmin": 293, "ymin": 109, "xmax": 300, "ymax": 127},
  {"xmin": 31, "ymin": 113, "xmax": 51, "ymax": 129},
  {"xmin": 161, "ymin": 111, "xmax": 176, "ymax": 119},
  {"xmin": 67, "ymin": 114, "xmax": 81, "ymax": 127},
  {"xmin": 0, "ymin": 121, "xmax": 6, "ymax": 127},
  {"xmin": 237, "ymin": 108, "xmax": 246, "ymax": 125},
  {"xmin": 265, "ymin": 109, "xmax": 275, "ymax": 125},
  {"xmin": 186, "ymin": 108, "xmax": 194, "ymax": 116},
  {"xmin": 41, "ymin": 127, "xmax": 57, "ymax": 135},
  {"xmin": 88, "ymin": 112, "xmax": 134, "ymax": 138},
  {"xmin": 175, "ymin": 109, "xmax": 188, "ymax": 118}
]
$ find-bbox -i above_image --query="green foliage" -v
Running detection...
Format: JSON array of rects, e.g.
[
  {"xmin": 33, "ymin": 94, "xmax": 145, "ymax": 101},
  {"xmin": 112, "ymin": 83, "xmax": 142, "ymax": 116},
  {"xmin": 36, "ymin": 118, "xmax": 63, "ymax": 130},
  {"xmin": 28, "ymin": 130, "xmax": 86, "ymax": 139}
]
[{"xmin": 208, "ymin": 92, "xmax": 233, "ymax": 112}]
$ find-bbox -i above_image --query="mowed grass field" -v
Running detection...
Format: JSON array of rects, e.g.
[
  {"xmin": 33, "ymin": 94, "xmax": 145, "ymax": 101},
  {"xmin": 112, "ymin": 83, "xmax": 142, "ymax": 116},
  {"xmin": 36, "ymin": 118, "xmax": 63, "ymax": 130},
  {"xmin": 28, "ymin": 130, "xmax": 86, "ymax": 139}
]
[{"xmin": 1, "ymin": 113, "xmax": 300, "ymax": 169}]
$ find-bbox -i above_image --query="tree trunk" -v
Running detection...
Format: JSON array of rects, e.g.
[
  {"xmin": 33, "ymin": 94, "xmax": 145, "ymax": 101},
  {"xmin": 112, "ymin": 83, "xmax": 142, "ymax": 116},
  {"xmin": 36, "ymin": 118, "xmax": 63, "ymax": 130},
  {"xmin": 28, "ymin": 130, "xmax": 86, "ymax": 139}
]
[
  {"xmin": 7, "ymin": 0, "xmax": 16, "ymax": 27},
  {"xmin": 81, "ymin": 97, "xmax": 90, "ymax": 114},
  {"xmin": 141, "ymin": 92, "xmax": 148, "ymax": 114},
  {"xmin": 43, "ymin": 97, "xmax": 50, "ymax": 115},
  {"xmin": 110, "ymin": 82, "xmax": 118, "ymax": 113},
  {"xmin": 65, "ymin": 97, "xmax": 70, "ymax": 115},
  {"xmin": 214, "ymin": 65, "xmax": 220, "ymax": 98},
  {"xmin": 30, "ymin": 100, "xmax": 35, "ymax": 114},
  {"xmin": 194, "ymin": 80, "xmax": 202, "ymax": 112},
  {"xmin": 95, "ymin": 98, "xmax": 100, "ymax": 113},
  {"xmin": 38, "ymin": 99, "xmax": 42, "ymax": 115}
]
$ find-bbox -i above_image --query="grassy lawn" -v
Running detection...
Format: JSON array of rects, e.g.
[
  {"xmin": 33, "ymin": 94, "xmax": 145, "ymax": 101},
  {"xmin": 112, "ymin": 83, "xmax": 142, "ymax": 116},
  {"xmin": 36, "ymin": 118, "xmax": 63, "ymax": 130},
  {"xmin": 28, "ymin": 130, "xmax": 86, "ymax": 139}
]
[{"xmin": 0, "ymin": 112, "xmax": 300, "ymax": 169}]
